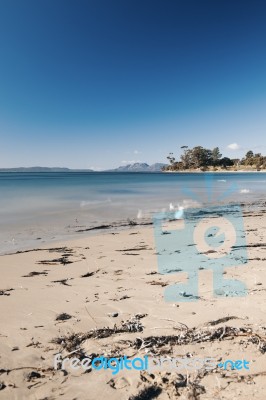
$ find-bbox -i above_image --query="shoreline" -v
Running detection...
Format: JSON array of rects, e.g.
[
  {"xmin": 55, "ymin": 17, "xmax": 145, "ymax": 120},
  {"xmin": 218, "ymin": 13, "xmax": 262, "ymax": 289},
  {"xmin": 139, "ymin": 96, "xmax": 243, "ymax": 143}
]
[
  {"xmin": 163, "ymin": 169, "xmax": 266, "ymax": 173},
  {"xmin": 1, "ymin": 198, "xmax": 265, "ymax": 256}
]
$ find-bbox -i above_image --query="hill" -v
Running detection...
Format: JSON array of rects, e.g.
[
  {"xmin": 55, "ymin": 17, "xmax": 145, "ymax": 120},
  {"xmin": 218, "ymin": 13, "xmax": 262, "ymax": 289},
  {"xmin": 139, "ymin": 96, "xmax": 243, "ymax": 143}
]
[{"xmin": 108, "ymin": 163, "xmax": 166, "ymax": 172}]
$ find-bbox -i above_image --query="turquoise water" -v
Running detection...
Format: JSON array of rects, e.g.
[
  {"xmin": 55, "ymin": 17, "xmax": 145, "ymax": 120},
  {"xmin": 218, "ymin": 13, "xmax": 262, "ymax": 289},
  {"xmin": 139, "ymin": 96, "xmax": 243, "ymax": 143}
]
[{"xmin": 0, "ymin": 172, "xmax": 265, "ymax": 252}]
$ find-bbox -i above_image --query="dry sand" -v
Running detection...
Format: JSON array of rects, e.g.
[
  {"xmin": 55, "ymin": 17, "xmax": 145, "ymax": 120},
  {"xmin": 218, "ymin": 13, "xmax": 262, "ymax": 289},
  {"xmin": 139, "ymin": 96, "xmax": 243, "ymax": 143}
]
[{"xmin": 0, "ymin": 206, "xmax": 266, "ymax": 399}]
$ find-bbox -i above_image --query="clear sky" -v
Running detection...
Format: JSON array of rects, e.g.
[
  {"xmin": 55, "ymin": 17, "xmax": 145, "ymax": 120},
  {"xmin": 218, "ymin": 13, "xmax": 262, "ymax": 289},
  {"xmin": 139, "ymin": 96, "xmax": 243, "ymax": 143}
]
[{"xmin": 0, "ymin": 0, "xmax": 266, "ymax": 169}]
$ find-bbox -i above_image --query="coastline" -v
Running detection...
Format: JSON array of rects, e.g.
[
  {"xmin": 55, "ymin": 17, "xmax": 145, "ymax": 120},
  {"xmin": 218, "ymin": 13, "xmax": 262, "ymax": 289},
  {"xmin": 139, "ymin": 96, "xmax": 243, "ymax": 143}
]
[
  {"xmin": 1, "ymin": 197, "xmax": 265, "ymax": 256},
  {"xmin": 163, "ymin": 169, "xmax": 266, "ymax": 173},
  {"xmin": 1, "ymin": 197, "xmax": 265, "ymax": 257},
  {"xmin": 1, "ymin": 204, "xmax": 266, "ymax": 399}
]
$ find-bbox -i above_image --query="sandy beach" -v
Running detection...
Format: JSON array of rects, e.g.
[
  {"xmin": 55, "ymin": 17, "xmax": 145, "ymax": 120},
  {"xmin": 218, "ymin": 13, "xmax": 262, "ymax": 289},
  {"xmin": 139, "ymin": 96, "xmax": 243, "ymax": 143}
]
[{"xmin": 1, "ymin": 202, "xmax": 266, "ymax": 400}]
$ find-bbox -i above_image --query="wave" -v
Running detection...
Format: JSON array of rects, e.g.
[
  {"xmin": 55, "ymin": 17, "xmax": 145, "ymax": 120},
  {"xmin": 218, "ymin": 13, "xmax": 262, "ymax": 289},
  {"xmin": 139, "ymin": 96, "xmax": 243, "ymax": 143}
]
[{"xmin": 80, "ymin": 198, "xmax": 112, "ymax": 207}]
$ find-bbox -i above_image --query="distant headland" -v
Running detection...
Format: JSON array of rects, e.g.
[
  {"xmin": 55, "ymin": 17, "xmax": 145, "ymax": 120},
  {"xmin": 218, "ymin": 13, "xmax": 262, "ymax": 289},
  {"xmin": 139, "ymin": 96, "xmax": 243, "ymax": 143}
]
[
  {"xmin": 0, "ymin": 167, "xmax": 94, "ymax": 172},
  {"xmin": 163, "ymin": 146, "xmax": 266, "ymax": 172},
  {"xmin": 0, "ymin": 163, "xmax": 167, "ymax": 173}
]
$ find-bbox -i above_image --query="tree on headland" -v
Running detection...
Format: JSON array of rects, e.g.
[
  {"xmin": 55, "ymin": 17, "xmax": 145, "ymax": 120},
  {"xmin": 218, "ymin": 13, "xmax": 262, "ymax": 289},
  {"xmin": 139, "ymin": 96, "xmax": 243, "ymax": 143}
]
[
  {"xmin": 239, "ymin": 150, "xmax": 266, "ymax": 170},
  {"xmin": 212, "ymin": 147, "xmax": 222, "ymax": 166},
  {"xmin": 163, "ymin": 146, "xmax": 266, "ymax": 171},
  {"xmin": 219, "ymin": 157, "xmax": 234, "ymax": 168},
  {"xmin": 180, "ymin": 147, "xmax": 192, "ymax": 169},
  {"xmin": 166, "ymin": 152, "xmax": 175, "ymax": 166},
  {"xmin": 187, "ymin": 146, "xmax": 212, "ymax": 169},
  {"xmin": 245, "ymin": 150, "xmax": 254, "ymax": 159}
]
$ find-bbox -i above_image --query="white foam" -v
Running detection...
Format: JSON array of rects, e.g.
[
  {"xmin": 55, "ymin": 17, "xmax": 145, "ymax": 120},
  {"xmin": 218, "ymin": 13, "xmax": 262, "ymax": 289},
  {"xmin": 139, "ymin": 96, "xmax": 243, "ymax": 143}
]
[
  {"xmin": 169, "ymin": 202, "xmax": 175, "ymax": 210},
  {"xmin": 137, "ymin": 209, "xmax": 142, "ymax": 219},
  {"xmin": 80, "ymin": 198, "xmax": 111, "ymax": 207}
]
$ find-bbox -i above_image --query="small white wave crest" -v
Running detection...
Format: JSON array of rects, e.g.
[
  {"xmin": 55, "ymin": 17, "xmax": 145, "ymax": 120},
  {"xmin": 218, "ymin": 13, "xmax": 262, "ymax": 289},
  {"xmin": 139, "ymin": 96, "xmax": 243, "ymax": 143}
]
[{"xmin": 80, "ymin": 198, "xmax": 111, "ymax": 207}]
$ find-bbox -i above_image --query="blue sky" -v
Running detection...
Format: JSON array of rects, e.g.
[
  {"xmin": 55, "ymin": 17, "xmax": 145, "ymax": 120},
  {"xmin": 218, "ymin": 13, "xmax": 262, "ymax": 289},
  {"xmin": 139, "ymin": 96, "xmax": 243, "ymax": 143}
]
[{"xmin": 0, "ymin": 0, "xmax": 266, "ymax": 169}]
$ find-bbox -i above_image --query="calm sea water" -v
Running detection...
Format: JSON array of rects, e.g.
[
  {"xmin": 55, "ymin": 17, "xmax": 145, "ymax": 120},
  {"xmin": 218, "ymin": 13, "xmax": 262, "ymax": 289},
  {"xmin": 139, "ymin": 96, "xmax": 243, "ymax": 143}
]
[{"xmin": 0, "ymin": 172, "xmax": 265, "ymax": 253}]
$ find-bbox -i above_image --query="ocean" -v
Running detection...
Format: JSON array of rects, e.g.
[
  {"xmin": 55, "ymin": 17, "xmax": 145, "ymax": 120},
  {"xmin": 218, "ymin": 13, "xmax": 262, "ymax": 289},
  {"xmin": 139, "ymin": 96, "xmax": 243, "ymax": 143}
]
[{"xmin": 0, "ymin": 171, "xmax": 265, "ymax": 253}]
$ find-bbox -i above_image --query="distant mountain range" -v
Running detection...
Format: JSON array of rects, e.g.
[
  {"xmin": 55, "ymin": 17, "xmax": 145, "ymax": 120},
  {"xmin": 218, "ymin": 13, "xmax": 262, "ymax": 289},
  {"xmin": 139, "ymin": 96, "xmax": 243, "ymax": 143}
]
[
  {"xmin": 0, "ymin": 167, "xmax": 93, "ymax": 172},
  {"xmin": 107, "ymin": 163, "xmax": 167, "ymax": 172},
  {"xmin": 0, "ymin": 163, "xmax": 166, "ymax": 172}
]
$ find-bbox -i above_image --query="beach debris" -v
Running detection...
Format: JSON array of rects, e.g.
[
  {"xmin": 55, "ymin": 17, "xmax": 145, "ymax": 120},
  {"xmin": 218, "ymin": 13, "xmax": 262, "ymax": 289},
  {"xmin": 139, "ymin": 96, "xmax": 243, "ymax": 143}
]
[
  {"xmin": 120, "ymin": 295, "xmax": 131, "ymax": 300},
  {"xmin": 56, "ymin": 313, "xmax": 72, "ymax": 321},
  {"xmin": 38, "ymin": 257, "xmax": 73, "ymax": 265},
  {"xmin": 51, "ymin": 278, "xmax": 73, "ymax": 286},
  {"xmin": 128, "ymin": 385, "xmax": 162, "ymax": 400},
  {"xmin": 131, "ymin": 325, "xmax": 266, "ymax": 355},
  {"xmin": 179, "ymin": 291, "xmax": 200, "ymax": 299},
  {"xmin": 121, "ymin": 315, "xmax": 145, "ymax": 332},
  {"xmin": 0, "ymin": 382, "xmax": 6, "ymax": 391},
  {"xmin": 76, "ymin": 220, "xmax": 153, "ymax": 233},
  {"xmin": 0, "ymin": 288, "xmax": 14, "ymax": 296},
  {"xmin": 26, "ymin": 371, "xmax": 42, "ymax": 381},
  {"xmin": 116, "ymin": 245, "xmax": 151, "ymax": 252},
  {"xmin": 11, "ymin": 346, "xmax": 19, "ymax": 351},
  {"xmin": 127, "ymin": 218, "xmax": 137, "ymax": 226},
  {"xmin": 22, "ymin": 271, "xmax": 48, "ymax": 277},
  {"xmin": 76, "ymin": 224, "xmax": 112, "ymax": 232},
  {"xmin": 134, "ymin": 313, "xmax": 148, "ymax": 319},
  {"xmin": 34, "ymin": 247, "xmax": 80, "ymax": 265},
  {"xmin": 249, "ymin": 335, "xmax": 266, "ymax": 353},
  {"xmin": 206, "ymin": 316, "xmax": 239, "ymax": 326},
  {"xmin": 26, "ymin": 340, "xmax": 41, "ymax": 348},
  {"xmin": 52, "ymin": 314, "xmax": 145, "ymax": 351},
  {"xmin": 48, "ymin": 247, "xmax": 74, "ymax": 254},
  {"xmin": 136, "ymin": 370, "xmax": 207, "ymax": 399},
  {"xmin": 162, "ymin": 268, "xmax": 182, "ymax": 273},
  {"xmin": 148, "ymin": 280, "xmax": 168, "ymax": 287},
  {"xmin": 108, "ymin": 312, "xmax": 119, "ymax": 317},
  {"xmin": 114, "ymin": 269, "xmax": 123, "ymax": 275},
  {"xmin": 13, "ymin": 246, "xmax": 74, "ymax": 255},
  {"xmin": 81, "ymin": 269, "xmax": 99, "ymax": 278}
]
